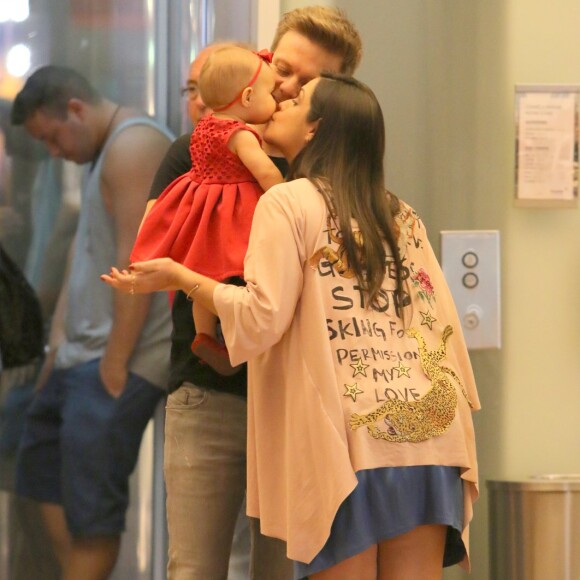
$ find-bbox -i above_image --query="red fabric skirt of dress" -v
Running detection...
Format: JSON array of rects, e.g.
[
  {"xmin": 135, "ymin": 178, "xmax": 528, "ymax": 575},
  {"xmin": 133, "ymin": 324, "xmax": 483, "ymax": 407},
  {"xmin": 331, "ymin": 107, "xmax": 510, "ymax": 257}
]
[
  {"xmin": 131, "ymin": 173, "xmax": 262, "ymax": 281},
  {"xmin": 131, "ymin": 116, "xmax": 265, "ymax": 282}
]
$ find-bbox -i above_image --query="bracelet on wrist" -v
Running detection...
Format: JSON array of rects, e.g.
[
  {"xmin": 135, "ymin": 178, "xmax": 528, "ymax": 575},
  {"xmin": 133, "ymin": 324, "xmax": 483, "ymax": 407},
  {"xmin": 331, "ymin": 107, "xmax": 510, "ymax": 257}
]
[{"xmin": 186, "ymin": 284, "xmax": 200, "ymax": 302}]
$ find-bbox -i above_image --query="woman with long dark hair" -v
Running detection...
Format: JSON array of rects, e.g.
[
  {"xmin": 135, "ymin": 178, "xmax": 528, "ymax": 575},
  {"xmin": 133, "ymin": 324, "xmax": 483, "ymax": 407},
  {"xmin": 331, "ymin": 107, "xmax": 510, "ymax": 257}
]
[{"xmin": 104, "ymin": 74, "xmax": 480, "ymax": 580}]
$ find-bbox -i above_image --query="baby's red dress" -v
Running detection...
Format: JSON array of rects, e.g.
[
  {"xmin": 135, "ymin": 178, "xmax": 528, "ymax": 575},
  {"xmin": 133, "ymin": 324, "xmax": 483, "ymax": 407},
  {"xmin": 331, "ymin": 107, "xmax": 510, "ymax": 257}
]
[{"xmin": 131, "ymin": 115, "xmax": 264, "ymax": 281}]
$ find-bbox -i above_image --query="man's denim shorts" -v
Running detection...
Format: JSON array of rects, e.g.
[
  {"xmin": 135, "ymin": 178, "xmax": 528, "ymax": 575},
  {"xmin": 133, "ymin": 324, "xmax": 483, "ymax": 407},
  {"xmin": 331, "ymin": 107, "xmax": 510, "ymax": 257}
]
[{"xmin": 15, "ymin": 358, "xmax": 164, "ymax": 536}]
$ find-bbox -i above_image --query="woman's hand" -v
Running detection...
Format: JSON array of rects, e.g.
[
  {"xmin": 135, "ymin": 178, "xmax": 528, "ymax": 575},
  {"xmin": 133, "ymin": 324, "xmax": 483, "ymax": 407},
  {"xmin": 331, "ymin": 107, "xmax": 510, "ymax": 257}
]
[
  {"xmin": 102, "ymin": 257, "xmax": 220, "ymax": 315},
  {"xmin": 101, "ymin": 257, "xmax": 186, "ymax": 294}
]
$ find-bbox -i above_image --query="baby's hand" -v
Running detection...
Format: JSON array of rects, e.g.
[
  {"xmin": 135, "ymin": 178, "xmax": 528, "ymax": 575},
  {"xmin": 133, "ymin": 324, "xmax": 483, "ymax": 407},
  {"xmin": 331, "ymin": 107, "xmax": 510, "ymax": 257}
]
[{"xmin": 101, "ymin": 267, "xmax": 135, "ymax": 294}]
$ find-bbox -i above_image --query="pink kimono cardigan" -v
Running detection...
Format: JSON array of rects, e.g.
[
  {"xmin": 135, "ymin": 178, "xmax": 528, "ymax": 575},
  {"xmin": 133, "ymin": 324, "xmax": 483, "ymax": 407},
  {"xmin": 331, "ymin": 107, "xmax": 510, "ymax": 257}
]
[{"xmin": 214, "ymin": 178, "xmax": 480, "ymax": 568}]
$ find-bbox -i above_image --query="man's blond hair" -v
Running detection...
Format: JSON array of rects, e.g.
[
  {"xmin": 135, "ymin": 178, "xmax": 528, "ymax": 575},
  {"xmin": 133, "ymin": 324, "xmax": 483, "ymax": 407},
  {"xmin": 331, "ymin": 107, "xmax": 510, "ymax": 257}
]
[
  {"xmin": 198, "ymin": 46, "xmax": 262, "ymax": 110},
  {"xmin": 271, "ymin": 6, "xmax": 362, "ymax": 75}
]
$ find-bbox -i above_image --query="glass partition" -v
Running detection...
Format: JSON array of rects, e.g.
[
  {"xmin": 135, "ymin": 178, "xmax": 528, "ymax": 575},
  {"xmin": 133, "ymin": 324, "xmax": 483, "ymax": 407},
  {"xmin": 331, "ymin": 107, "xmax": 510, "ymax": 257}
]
[{"xmin": 0, "ymin": 1, "xmax": 257, "ymax": 578}]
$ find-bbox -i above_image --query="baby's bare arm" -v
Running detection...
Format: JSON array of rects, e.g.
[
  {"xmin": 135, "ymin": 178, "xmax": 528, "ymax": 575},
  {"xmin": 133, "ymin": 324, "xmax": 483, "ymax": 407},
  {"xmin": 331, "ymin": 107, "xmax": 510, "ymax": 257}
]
[{"xmin": 230, "ymin": 130, "xmax": 283, "ymax": 192}]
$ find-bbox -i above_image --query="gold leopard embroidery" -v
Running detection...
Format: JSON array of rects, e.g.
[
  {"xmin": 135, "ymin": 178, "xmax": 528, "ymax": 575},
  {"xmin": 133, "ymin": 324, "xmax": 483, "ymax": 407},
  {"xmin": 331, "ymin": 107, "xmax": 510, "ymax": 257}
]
[{"xmin": 349, "ymin": 325, "xmax": 473, "ymax": 442}]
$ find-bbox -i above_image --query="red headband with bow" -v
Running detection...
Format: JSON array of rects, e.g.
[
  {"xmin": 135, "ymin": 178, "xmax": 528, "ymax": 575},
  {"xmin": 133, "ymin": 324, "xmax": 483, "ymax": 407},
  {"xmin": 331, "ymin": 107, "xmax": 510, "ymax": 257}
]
[{"xmin": 213, "ymin": 49, "xmax": 274, "ymax": 112}]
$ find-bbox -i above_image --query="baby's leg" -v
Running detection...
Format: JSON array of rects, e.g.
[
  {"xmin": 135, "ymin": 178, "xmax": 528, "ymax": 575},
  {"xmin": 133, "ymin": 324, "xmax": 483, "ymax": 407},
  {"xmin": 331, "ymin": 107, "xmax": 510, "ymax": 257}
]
[
  {"xmin": 190, "ymin": 299, "xmax": 242, "ymax": 376},
  {"xmin": 192, "ymin": 302, "xmax": 218, "ymax": 339}
]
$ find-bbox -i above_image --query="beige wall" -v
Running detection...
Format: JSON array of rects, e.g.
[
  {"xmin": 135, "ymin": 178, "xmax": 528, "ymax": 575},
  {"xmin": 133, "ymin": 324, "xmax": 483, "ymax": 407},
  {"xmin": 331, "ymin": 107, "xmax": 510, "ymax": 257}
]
[
  {"xmin": 282, "ymin": 1, "xmax": 580, "ymax": 578},
  {"xmin": 281, "ymin": 0, "xmax": 334, "ymax": 11}
]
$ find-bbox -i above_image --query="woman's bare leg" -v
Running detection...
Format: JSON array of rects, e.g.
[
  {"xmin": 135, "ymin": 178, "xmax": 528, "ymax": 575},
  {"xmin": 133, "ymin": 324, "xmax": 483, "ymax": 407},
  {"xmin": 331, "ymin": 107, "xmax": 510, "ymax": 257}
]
[
  {"xmin": 307, "ymin": 524, "xmax": 446, "ymax": 580},
  {"xmin": 379, "ymin": 524, "xmax": 447, "ymax": 580},
  {"xmin": 309, "ymin": 544, "xmax": 378, "ymax": 580}
]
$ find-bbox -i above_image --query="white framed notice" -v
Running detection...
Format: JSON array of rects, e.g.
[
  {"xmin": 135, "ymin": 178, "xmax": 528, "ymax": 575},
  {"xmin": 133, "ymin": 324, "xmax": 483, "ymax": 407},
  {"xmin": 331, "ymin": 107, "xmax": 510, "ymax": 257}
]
[{"xmin": 514, "ymin": 84, "xmax": 579, "ymax": 208}]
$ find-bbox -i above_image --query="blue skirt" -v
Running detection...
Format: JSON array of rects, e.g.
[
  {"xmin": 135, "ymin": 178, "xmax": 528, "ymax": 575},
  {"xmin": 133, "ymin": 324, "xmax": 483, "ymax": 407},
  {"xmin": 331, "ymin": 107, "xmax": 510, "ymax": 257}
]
[{"xmin": 294, "ymin": 465, "xmax": 465, "ymax": 579}]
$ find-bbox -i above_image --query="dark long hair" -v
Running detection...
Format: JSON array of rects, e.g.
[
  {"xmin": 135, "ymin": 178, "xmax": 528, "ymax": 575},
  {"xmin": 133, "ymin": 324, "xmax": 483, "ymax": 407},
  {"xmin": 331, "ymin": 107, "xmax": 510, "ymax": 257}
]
[{"xmin": 287, "ymin": 73, "xmax": 404, "ymax": 311}]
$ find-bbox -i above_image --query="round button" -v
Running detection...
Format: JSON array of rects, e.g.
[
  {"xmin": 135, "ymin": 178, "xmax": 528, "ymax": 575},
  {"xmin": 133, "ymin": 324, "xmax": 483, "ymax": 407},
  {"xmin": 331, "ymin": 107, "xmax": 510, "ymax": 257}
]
[
  {"xmin": 463, "ymin": 312, "xmax": 480, "ymax": 329},
  {"xmin": 463, "ymin": 305, "xmax": 483, "ymax": 330},
  {"xmin": 462, "ymin": 272, "xmax": 479, "ymax": 289},
  {"xmin": 462, "ymin": 251, "xmax": 479, "ymax": 268}
]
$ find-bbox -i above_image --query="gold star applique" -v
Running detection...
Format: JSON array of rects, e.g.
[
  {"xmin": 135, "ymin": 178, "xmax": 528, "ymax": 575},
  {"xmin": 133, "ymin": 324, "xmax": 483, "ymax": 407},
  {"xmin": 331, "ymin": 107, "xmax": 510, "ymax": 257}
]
[
  {"xmin": 344, "ymin": 382, "xmax": 364, "ymax": 402},
  {"xmin": 394, "ymin": 361, "xmax": 411, "ymax": 378},
  {"xmin": 419, "ymin": 310, "xmax": 437, "ymax": 330},
  {"xmin": 350, "ymin": 358, "xmax": 369, "ymax": 377}
]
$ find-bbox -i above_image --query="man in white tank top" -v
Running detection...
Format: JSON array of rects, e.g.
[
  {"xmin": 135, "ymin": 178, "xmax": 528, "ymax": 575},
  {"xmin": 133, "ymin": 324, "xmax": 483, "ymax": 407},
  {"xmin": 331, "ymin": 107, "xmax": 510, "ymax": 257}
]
[{"xmin": 11, "ymin": 66, "xmax": 173, "ymax": 580}]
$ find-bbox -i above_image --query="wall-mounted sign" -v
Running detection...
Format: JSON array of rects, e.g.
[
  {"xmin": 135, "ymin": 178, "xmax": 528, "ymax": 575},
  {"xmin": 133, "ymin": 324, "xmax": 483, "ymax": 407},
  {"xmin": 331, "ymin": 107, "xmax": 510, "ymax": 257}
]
[{"xmin": 515, "ymin": 85, "xmax": 578, "ymax": 208}]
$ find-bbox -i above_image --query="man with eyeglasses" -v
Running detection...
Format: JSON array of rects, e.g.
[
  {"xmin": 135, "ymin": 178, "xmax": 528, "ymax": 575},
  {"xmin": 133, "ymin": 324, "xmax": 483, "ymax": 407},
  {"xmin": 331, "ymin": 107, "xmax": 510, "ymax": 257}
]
[{"xmin": 158, "ymin": 41, "xmax": 254, "ymax": 580}]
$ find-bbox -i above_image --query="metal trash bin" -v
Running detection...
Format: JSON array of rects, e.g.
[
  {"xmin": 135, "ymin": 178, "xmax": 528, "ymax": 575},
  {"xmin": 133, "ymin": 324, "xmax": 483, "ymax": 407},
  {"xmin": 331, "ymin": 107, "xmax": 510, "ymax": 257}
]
[{"xmin": 487, "ymin": 475, "xmax": 580, "ymax": 580}]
